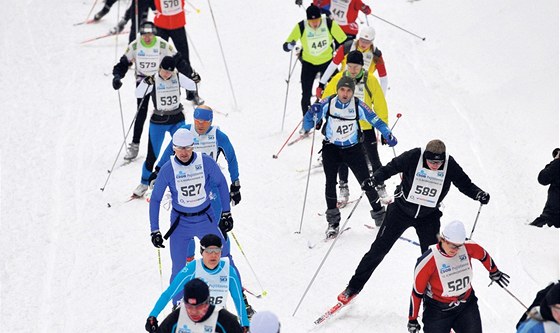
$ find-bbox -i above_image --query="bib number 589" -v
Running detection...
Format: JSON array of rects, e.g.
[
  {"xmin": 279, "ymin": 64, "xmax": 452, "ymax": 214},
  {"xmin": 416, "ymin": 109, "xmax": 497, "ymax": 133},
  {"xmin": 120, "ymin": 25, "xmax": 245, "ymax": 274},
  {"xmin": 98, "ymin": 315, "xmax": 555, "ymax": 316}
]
[{"xmin": 414, "ymin": 185, "xmax": 437, "ymax": 197}]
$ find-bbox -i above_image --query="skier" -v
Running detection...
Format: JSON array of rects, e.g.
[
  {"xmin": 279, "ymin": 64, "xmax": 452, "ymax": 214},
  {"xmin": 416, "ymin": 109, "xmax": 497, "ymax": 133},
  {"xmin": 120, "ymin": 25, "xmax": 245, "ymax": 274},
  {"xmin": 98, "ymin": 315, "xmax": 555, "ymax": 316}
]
[
  {"xmin": 112, "ymin": 21, "xmax": 199, "ymax": 161},
  {"xmin": 302, "ymin": 76, "xmax": 397, "ymax": 238},
  {"xmin": 406, "ymin": 220, "xmax": 510, "ymax": 333},
  {"xmin": 149, "ymin": 129, "xmax": 237, "ymax": 306},
  {"xmin": 249, "ymin": 311, "xmax": 281, "ymax": 333},
  {"xmin": 516, "ymin": 282, "xmax": 560, "ymax": 333},
  {"xmin": 155, "ymin": 278, "xmax": 243, "ymax": 333},
  {"xmin": 283, "ymin": 4, "xmax": 347, "ymax": 119},
  {"xmin": 317, "ymin": 25, "xmax": 388, "ymax": 97},
  {"xmin": 530, "ymin": 148, "xmax": 559, "ymax": 228},
  {"xmin": 152, "ymin": 0, "xmax": 203, "ymax": 103},
  {"xmin": 310, "ymin": 0, "xmax": 372, "ymax": 39},
  {"xmin": 320, "ymin": 50, "xmax": 388, "ymax": 205},
  {"xmin": 92, "ymin": 0, "xmax": 118, "ymax": 21},
  {"xmin": 337, "ymin": 139, "xmax": 490, "ymax": 306},
  {"xmin": 146, "ymin": 234, "xmax": 251, "ymax": 332},
  {"xmin": 130, "ymin": 56, "xmax": 197, "ymax": 198}
]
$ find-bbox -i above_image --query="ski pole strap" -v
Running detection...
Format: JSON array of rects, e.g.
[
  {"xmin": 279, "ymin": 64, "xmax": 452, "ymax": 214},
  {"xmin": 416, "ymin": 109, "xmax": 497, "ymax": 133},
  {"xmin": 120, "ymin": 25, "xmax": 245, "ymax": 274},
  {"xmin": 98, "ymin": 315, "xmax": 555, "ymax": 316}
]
[{"xmin": 164, "ymin": 205, "xmax": 211, "ymax": 239}]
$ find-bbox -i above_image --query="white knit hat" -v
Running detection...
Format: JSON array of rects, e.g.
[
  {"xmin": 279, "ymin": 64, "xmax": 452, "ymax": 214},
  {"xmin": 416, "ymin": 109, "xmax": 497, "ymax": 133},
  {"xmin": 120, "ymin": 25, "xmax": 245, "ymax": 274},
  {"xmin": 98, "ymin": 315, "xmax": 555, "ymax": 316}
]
[
  {"xmin": 250, "ymin": 311, "xmax": 280, "ymax": 333},
  {"xmin": 172, "ymin": 128, "xmax": 194, "ymax": 147},
  {"xmin": 441, "ymin": 220, "xmax": 466, "ymax": 244}
]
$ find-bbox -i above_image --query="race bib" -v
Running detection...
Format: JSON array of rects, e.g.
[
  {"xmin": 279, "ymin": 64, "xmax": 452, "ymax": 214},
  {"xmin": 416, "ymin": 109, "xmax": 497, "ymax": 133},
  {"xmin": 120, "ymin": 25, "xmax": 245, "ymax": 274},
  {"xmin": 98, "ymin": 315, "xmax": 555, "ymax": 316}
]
[
  {"xmin": 160, "ymin": 0, "xmax": 182, "ymax": 15},
  {"xmin": 406, "ymin": 149, "xmax": 448, "ymax": 207},
  {"xmin": 432, "ymin": 245, "xmax": 473, "ymax": 297},
  {"xmin": 171, "ymin": 153, "xmax": 207, "ymax": 208},
  {"xmin": 330, "ymin": 0, "xmax": 350, "ymax": 25}
]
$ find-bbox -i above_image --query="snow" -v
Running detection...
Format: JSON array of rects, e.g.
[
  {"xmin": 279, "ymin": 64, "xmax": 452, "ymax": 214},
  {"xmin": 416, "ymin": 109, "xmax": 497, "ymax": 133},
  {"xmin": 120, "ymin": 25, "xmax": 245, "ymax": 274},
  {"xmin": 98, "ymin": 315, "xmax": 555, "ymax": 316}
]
[{"xmin": 2, "ymin": 0, "xmax": 558, "ymax": 331}]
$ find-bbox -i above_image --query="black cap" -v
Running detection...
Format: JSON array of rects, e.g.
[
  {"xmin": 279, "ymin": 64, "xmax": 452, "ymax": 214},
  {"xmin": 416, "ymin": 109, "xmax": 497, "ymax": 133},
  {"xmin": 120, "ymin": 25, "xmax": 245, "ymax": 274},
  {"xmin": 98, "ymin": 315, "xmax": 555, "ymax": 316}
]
[
  {"xmin": 160, "ymin": 56, "xmax": 176, "ymax": 71},
  {"xmin": 184, "ymin": 278, "xmax": 210, "ymax": 306},
  {"xmin": 306, "ymin": 5, "xmax": 321, "ymax": 20},
  {"xmin": 553, "ymin": 148, "xmax": 560, "ymax": 158},
  {"xmin": 200, "ymin": 233, "xmax": 222, "ymax": 248},
  {"xmin": 545, "ymin": 283, "xmax": 560, "ymax": 305},
  {"xmin": 139, "ymin": 21, "xmax": 156, "ymax": 35},
  {"xmin": 337, "ymin": 76, "xmax": 355, "ymax": 92},
  {"xmin": 346, "ymin": 50, "xmax": 364, "ymax": 66}
]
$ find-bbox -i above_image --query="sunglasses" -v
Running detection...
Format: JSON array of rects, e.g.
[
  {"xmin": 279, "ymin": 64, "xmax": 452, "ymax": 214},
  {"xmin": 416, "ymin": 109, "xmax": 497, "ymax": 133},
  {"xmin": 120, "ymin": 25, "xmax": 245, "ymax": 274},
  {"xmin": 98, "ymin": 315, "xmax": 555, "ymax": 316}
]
[
  {"xmin": 173, "ymin": 145, "xmax": 194, "ymax": 150},
  {"xmin": 427, "ymin": 159, "xmax": 444, "ymax": 165},
  {"xmin": 202, "ymin": 247, "xmax": 222, "ymax": 254},
  {"xmin": 445, "ymin": 240, "xmax": 463, "ymax": 250}
]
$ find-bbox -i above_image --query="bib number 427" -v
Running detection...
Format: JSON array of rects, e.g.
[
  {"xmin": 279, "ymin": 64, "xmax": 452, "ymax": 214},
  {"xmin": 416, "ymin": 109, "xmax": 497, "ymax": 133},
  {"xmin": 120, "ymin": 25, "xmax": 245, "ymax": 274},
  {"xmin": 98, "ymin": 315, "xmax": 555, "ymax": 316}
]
[{"xmin": 336, "ymin": 123, "xmax": 353, "ymax": 135}]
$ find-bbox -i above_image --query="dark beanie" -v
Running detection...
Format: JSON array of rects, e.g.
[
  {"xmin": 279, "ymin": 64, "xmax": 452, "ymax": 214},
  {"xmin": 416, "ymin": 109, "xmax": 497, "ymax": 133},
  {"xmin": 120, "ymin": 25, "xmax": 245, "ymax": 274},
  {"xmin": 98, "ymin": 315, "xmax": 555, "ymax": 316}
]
[
  {"xmin": 306, "ymin": 5, "xmax": 321, "ymax": 20},
  {"xmin": 539, "ymin": 282, "xmax": 560, "ymax": 322},
  {"xmin": 346, "ymin": 50, "xmax": 364, "ymax": 66},
  {"xmin": 337, "ymin": 76, "xmax": 355, "ymax": 92},
  {"xmin": 200, "ymin": 233, "xmax": 222, "ymax": 248},
  {"xmin": 553, "ymin": 148, "xmax": 560, "ymax": 158},
  {"xmin": 160, "ymin": 56, "xmax": 176, "ymax": 71},
  {"xmin": 184, "ymin": 278, "xmax": 210, "ymax": 305}
]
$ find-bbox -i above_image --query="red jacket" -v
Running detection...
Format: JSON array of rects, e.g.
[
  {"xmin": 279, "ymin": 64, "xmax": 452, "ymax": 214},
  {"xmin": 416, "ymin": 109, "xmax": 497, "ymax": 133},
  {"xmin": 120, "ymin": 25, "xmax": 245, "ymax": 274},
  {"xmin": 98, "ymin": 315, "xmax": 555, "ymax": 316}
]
[
  {"xmin": 313, "ymin": 0, "xmax": 371, "ymax": 36},
  {"xmin": 154, "ymin": 0, "xmax": 186, "ymax": 30}
]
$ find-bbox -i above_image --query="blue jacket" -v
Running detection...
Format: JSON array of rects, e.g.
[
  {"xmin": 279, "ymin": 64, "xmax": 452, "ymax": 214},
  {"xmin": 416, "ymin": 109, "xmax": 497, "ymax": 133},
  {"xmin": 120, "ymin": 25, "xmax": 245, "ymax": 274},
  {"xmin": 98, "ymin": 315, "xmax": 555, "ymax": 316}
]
[{"xmin": 149, "ymin": 153, "xmax": 231, "ymax": 232}]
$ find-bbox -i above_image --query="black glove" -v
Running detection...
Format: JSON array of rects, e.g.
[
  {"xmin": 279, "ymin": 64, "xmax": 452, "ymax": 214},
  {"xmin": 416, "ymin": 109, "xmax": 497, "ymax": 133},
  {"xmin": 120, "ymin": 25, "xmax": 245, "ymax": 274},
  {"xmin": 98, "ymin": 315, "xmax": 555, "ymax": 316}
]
[
  {"xmin": 489, "ymin": 270, "xmax": 510, "ymax": 288},
  {"xmin": 361, "ymin": 177, "xmax": 379, "ymax": 192},
  {"xmin": 150, "ymin": 231, "xmax": 165, "ymax": 248},
  {"xmin": 476, "ymin": 191, "xmax": 490, "ymax": 205},
  {"xmin": 144, "ymin": 76, "xmax": 155, "ymax": 85},
  {"xmin": 230, "ymin": 181, "xmax": 241, "ymax": 206},
  {"xmin": 315, "ymin": 118, "xmax": 323, "ymax": 130},
  {"xmin": 190, "ymin": 71, "xmax": 201, "ymax": 83},
  {"xmin": 219, "ymin": 212, "xmax": 234, "ymax": 234},
  {"xmin": 148, "ymin": 166, "xmax": 160, "ymax": 184},
  {"xmin": 380, "ymin": 135, "xmax": 387, "ymax": 145},
  {"xmin": 145, "ymin": 316, "xmax": 158, "ymax": 333},
  {"xmin": 295, "ymin": 0, "xmax": 302, "ymax": 5},
  {"xmin": 112, "ymin": 75, "xmax": 123, "ymax": 90},
  {"xmin": 407, "ymin": 319, "xmax": 421, "ymax": 333}
]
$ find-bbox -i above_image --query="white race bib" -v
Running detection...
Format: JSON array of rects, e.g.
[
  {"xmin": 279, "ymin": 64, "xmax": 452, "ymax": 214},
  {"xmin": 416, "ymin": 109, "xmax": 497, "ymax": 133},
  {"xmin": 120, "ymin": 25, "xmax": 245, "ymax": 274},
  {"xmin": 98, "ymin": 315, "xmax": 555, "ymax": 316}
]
[
  {"xmin": 190, "ymin": 126, "xmax": 219, "ymax": 161},
  {"xmin": 137, "ymin": 42, "xmax": 161, "ymax": 76},
  {"xmin": 326, "ymin": 98, "xmax": 359, "ymax": 143},
  {"xmin": 175, "ymin": 301, "xmax": 219, "ymax": 333},
  {"xmin": 195, "ymin": 258, "xmax": 230, "ymax": 309},
  {"xmin": 406, "ymin": 149, "xmax": 448, "ymax": 207},
  {"xmin": 305, "ymin": 15, "xmax": 330, "ymax": 56},
  {"xmin": 160, "ymin": 0, "xmax": 182, "ymax": 15},
  {"xmin": 431, "ymin": 245, "xmax": 473, "ymax": 297},
  {"xmin": 171, "ymin": 153, "xmax": 207, "ymax": 208},
  {"xmin": 154, "ymin": 73, "xmax": 181, "ymax": 111},
  {"xmin": 330, "ymin": 0, "xmax": 351, "ymax": 25}
]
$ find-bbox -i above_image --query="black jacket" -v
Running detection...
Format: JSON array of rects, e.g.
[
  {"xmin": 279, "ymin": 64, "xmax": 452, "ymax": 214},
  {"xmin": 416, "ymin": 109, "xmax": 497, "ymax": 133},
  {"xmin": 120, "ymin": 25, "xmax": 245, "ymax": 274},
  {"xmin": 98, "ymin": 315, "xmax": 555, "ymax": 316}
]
[
  {"xmin": 157, "ymin": 305, "xmax": 242, "ymax": 333},
  {"xmin": 373, "ymin": 148, "xmax": 483, "ymax": 219},
  {"xmin": 536, "ymin": 158, "xmax": 560, "ymax": 224}
]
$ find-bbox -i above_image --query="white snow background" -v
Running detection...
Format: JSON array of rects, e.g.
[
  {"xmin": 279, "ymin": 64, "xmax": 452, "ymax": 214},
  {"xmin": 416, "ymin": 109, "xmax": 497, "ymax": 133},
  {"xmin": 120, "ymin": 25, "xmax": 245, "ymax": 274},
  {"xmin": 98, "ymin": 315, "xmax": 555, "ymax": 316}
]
[{"xmin": 2, "ymin": 0, "xmax": 559, "ymax": 331}]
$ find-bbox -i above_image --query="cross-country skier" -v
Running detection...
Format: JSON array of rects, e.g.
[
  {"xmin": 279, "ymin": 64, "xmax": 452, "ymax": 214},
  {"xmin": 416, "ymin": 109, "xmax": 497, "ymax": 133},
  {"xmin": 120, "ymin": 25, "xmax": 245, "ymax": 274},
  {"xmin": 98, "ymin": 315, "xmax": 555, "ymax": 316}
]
[
  {"xmin": 337, "ymin": 139, "xmax": 490, "ymax": 307},
  {"xmin": 302, "ymin": 76, "xmax": 397, "ymax": 238},
  {"xmin": 530, "ymin": 148, "xmax": 559, "ymax": 228},
  {"xmin": 516, "ymin": 281, "xmax": 560, "ymax": 333},
  {"xmin": 310, "ymin": 0, "xmax": 372, "ymax": 39},
  {"xmin": 405, "ymin": 220, "xmax": 510, "ymax": 333},
  {"xmin": 146, "ymin": 234, "xmax": 251, "ymax": 332}
]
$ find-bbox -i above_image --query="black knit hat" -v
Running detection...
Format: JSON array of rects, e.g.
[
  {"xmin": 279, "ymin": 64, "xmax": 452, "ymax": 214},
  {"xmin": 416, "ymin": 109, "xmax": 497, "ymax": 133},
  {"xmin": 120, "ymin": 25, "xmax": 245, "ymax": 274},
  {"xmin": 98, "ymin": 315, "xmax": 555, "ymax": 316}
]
[
  {"xmin": 346, "ymin": 50, "xmax": 364, "ymax": 66},
  {"xmin": 553, "ymin": 148, "xmax": 560, "ymax": 158},
  {"xmin": 546, "ymin": 282, "xmax": 560, "ymax": 305},
  {"xmin": 337, "ymin": 76, "xmax": 355, "ymax": 92},
  {"xmin": 160, "ymin": 56, "xmax": 176, "ymax": 71},
  {"xmin": 184, "ymin": 278, "xmax": 210, "ymax": 306},
  {"xmin": 200, "ymin": 233, "xmax": 222, "ymax": 248},
  {"xmin": 306, "ymin": 5, "xmax": 321, "ymax": 20}
]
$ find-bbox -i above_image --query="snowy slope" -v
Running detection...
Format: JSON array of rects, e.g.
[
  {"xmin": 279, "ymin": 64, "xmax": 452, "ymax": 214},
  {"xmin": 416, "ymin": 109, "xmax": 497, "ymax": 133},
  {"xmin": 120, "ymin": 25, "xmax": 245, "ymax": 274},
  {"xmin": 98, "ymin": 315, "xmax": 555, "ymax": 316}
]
[{"xmin": 1, "ymin": 0, "xmax": 558, "ymax": 332}]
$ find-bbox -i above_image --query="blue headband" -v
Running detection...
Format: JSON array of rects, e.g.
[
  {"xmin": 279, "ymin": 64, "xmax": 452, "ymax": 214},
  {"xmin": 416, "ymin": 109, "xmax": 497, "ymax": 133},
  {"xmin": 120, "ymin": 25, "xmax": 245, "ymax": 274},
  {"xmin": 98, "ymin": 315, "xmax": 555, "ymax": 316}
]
[{"xmin": 193, "ymin": 108, "xmax": 213, "ymax": 121}]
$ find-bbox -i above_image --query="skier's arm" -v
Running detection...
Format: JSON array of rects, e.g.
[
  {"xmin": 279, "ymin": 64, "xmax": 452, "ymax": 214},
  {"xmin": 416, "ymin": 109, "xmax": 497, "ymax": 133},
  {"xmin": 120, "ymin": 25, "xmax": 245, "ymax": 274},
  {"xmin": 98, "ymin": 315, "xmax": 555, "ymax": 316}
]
[
  {"xmin": 409, "ymin": 251, "xmax": 435, "ymax": 320},
  {"xmin": 149, "ymin": 164, "xmax": 171, "ymax": 232},
  {"xmin": 358, "ymin": 99, "xmax": 391, "ymax": 138},
  {"xmin": 303, "ymin": 98, "xmax": 328, "ymax": 131},
  {"xmin": 448, "ymin": 157, "xmax": 484, "ymax": 199},
  {"xmin": 178, "ymin": 73, "xmax": 196, "ymax": 92},
  {"xmin": 148, "ymin": 263, "xmax": 197, "ymax": 318},
  {"xmin": 216, "ymin": 130, "xmax": 240, "ymax": 183},
  {"xmin": 465, "ymin": 242, "xmax": 498, "ymax": 273},
  {"xmin": 329, "ymin": 20, "xmax": 348, "ymax": 45},
  {"xmin": 204, "ymin": 156, "xmax": 231, "ymax": 212},
  {"xmin": 283, "ymin": 23, "xmax": 303, "ymax": 51},
  {"xmin": 373, "ymin": 148, "xmax": 419, "ymax": 182},
  {"xmin": 537, "ymin": 159, "xmax": 559, "ymax": 185},
  {"xmin": 136, "ymin": 80, "xmax": 154, "ymax": 98},
  {"xmin": 228, "ymin": 265, "xmax": 250, "ymax": 326}
]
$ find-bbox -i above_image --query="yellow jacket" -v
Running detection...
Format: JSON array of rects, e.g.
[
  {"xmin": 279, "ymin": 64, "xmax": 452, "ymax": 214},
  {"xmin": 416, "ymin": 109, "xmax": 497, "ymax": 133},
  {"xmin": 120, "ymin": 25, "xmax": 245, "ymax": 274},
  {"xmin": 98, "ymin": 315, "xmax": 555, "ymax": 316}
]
[{"xmin": 322, "ymin": 71, "xmax": 388, "ymax": 130}]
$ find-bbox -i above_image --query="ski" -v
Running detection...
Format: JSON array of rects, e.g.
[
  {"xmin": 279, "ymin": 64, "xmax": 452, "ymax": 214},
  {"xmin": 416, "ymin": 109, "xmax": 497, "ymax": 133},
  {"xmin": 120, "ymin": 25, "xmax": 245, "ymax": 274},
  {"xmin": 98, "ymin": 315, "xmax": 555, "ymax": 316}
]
[
  {"xmin": 73, "ymin": 18, "xmax": 97, "ymax": 26},
  {"xmin": 363, "ymin": 224, "xmax": 420, "ymax": 246},
  {"xmin": 80, "ymin": 30, "xmax": 129, "ymax": 44},
  {"xmin": 287, "ymin": 132, "xmax": 310, "ymax": 146},
  {"xmin": 295, "ymin": 163, "xmax": 322, "ymax": 173},
  {"xmin": 307, "ymin": 227, "xmax": 351, "ymax": 249},
  {"xmin": 314, "ymin": 301, "xmax": 345, "ymax": 325}
]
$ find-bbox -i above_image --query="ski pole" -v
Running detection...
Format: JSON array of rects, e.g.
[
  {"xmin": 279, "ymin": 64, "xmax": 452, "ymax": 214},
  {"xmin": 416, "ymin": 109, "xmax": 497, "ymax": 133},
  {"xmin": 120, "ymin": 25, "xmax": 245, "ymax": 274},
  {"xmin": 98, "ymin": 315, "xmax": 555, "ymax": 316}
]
[
  {"xmin": 84, "ymin": 0, "xmax": 100, "ymax": 22},
  {"xmin": 100, "ymin": 85, "xmax": 150, "ymax": 192},
  {"xmin": 369, "ymin": 14, "xmax": 426, "ymax": 41},
  {"xmin": 502, "ymin": 287, "xmax": 529, "ymax": 310},
  {"xmin": 157, "ymin": 249, "xmax": 164, "ymax": 291},
  {"xmin": 186, "ymin": 32, "xmax": 204, "ymax": 69},
  {"xmin": 390, "ymin": 112, "xmax": 402, "ymax": 131},
  {"xmin": 295, "ymin": 114, "xmax": 318, "ymax": 234},
  {"xmin": 468, "ymin": 203, "xmax": 483, "ymax": 239},
  {"xmin": 281, "ymin": 50, "xmax": 298, "ymax": 132},
  {"xmin": 231, "ymin": 232, "xmax": 268, "ymax": 297},
  {"xmin": 207, "ymin": 0, "xmax": 238, "ymax": 110},
  {"xmin": 185, "ymin": 0, "xmax": 201, "ymax": 13},
  {"xmin": 293, "ymin": 191, "xmax": 365, "ymax": 316},
  {"xmin": 117, "ymin": 89, "xmax": 126, "ymax": 142},
  {"xmin": 272, "ymin": 118, "xmax": 303, "ymax": 159}
]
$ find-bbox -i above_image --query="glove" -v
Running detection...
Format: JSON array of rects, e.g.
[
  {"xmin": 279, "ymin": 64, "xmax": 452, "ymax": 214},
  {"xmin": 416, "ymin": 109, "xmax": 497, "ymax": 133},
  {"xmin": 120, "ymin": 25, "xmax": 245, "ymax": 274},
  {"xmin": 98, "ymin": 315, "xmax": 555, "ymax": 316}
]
[
  {"xmin": 361, "ymin": 177, "xmax": 379, "ymax": 192},
  {"xmin": 295, "ymin": 0, "xmax": 302, "ymax": 5},
  {"xmin": 150, "ymin": 231, "xmax": 165, "ymax": 248},
  {"xmin": 190, "ymin": 71, "xmax": 201, "ymax": 83},
  {"xmin": 311, "ymin": 102, "xmax": 322, "ymax": 114},
  {"xmin": 489, "ymin": 270, "xmax": 510, "ymax": 288},
  {"xmin": 385, "ymin": 133, "xmax": 398, "ymax": 147},
  {"xmin": 315, "ymin": 83, "xmax": 325, "ymax": 99},
  {"xmin": 315, "ymin": 118, "xmax": 323, "ymax": 130},
  {"xmin": 407, "ymin": 319, "xmax": 421, "ymax": 333},
  {"xmin": 284, "ymin": 40, "xmax": 296, "ymax": 52},
  {"xmin": 476, "ymin": 191, "xmax": 490, "ymax": 205},
  {"xmin": 362, "ymin": 5, "xmax": 372, "ymax": 15},
  {"xmin": 219, "ymin": 212, "xmax": 234, "ymax": 234},
  {"xmin": 145, "ymin": 316, "xmax": 158, "ymax": 333},
  {"xmin": 112, "ymin": 75, "xmax": 123, "ymax": 90},
  {"xmin": 380, "ymin": 135, "xmax": 387, "ymax": 145},
  {"xmin": 144, "ymin": 76, "xmax": 155, "ymax": 85},
  {"xmin": 230, "ymin": 181, "xmax": 241, "ymax": 206},
  {"xmin": 148, "ymin": 167, "xmax": 159, "ymax": 185}
]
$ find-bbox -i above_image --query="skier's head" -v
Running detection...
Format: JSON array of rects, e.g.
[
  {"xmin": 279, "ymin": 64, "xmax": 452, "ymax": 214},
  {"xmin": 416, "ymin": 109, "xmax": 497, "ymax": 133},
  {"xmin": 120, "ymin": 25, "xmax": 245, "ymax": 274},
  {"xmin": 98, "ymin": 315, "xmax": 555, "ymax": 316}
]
[
  {"xmin": 543, "ymin": 283, "xmax": 560, "ymax": 323},
  {"xmin": 250, "ymin": 311, "xmax": 281, "ymax": 333},
  {"xmin": 358, "ymin": 26, "xmax": 376, "ymax": 43},
  {"xmin": 159, "ymin": 56, "xmax": 176, "ymax": 80},
  {"xmin": 172, "ymin": 128, "xmax": 195, "ymax": 162},
  {"xmin": 439, "ymin": 220, "xmax": 466, "ymax": 255},
  {"xmin": 306, "ymin": 5, "xmax": 322, "ymax": 28},
  {"xmin": 424, "ymin": 139, "xmax": 446, "ymax": 170},
  {"xmin": 200, "ymin": 234, "xmax": 222, "ymax": 268},
  {"xmin": 139, "ymin": 21, "xmax": 156, "ymax": 43},
  {"xmin": 193, "ymin": 105, "xmax": 213, "ymax": 135},
  {"xmin": 346, "ymin": 51, "xmax": 364, "ymax": 79},
  {"xmin": 183, "ymin": 278, "xmax": 211, "ymax": 322},
  {"xmin": 336, "ymin": 76, "xmax": 355, "ymax": 103},
  {"xmin": 553, "ymin": 148, "xmax": 560, "ymax": 159}
]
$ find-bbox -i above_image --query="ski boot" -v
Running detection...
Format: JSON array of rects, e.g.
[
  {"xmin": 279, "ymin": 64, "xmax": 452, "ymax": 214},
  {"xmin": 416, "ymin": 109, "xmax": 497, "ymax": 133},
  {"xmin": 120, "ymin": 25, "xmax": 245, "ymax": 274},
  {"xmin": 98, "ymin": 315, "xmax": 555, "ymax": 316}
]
[
  {"xmin": 337, "ymin": 287, "xmax": 359, "ymax": 305},
  {"xmin": 370, "ymin": 206, "xmax": 386, "ymax": 227},
  {"xmin": 132, "ymin": 184, "xmax": 149, "ymax": 198},
  {"xmin": 186, "ymin": 90, "xmax": 205, "ymax": 106},
  {"xmin": 109, "ymin": 18, "xmax": 127, "ymax": 35},
  {"xmin": 93, "ymin": 6, "xmax": 110, "ymax": 21},
  {"xmin": 325, "ymin": 208, "xmax": 341, "ymax": 238},
  {"xmin": 124, "ymin": 142, "xmax": 140, "ymax": 160},
  {"xmin": 338, "ymin": 181, "xmax": 350, "ymax": 206}
]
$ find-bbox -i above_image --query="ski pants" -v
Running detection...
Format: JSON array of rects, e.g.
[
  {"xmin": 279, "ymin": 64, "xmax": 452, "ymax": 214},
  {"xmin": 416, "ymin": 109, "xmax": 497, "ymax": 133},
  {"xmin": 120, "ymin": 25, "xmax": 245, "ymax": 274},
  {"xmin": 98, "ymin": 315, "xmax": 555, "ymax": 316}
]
[
  {"xmin": 422, "ymin": 293, "xmax": 482, "ymax": 333},
  {"xmin": 300, "ymin": 60, "xmax": 330, "ymax": 116},
  {"xmin": 157, "ymin": 27, "xmax": 192, "ymax": 74},
  {"xmin": 133, "ymin": 79, "xmax": 152, "ymax": 144},
  {"xmin": 140, "ymin": 117, "xmax": 185, "ymax": 185},
  {"xmin": 338, "ymin": 128, "xmax": 382, "ymax": 183},
  {"xmin": 126, "ymin": 0, "xmax": 150, "ymax": 43},
  {"xmin": 321, "ymin": 142, "xmax": 381, "ymax": 211},
  {"xmin": 347, "ymin": 203, "xmax": 441, "ymax": 291}
]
